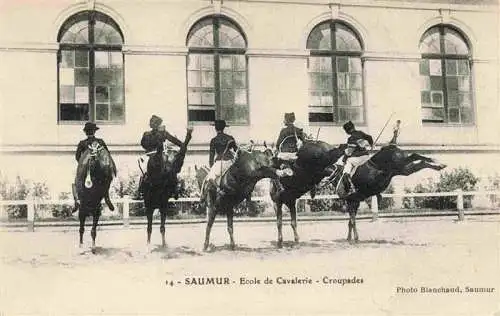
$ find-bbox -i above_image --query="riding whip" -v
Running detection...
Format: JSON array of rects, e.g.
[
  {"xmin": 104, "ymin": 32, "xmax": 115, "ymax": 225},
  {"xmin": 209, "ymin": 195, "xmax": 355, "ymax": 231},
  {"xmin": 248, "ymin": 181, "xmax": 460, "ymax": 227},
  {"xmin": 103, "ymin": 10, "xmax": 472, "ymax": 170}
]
[{"xmin": 373, "ymin": 112, "xmax": 395, "ymax": 147}]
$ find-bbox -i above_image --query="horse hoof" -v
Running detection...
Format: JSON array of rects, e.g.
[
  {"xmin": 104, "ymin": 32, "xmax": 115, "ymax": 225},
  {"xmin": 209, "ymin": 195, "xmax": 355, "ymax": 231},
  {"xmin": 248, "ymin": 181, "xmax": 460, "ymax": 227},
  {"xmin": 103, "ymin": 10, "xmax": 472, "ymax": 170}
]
[
  {"xmin": 277, "ymin": 242, "xmax": 283, "ymax": 249},
  {"xmin": 109, "ymin": 205, "xmax": 115, "ymax": 211},
  {"xmin": 91, "ymin": 247, "xmax": 97, "ymax": 254}
]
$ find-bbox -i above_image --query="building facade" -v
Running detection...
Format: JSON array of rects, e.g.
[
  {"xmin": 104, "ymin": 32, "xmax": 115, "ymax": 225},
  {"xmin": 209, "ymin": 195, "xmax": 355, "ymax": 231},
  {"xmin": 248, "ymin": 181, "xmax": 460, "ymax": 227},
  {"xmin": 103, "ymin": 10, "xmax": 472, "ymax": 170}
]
[{"xmin": 0, "ymin": 0, "xmax": 498, "ymax": 195}]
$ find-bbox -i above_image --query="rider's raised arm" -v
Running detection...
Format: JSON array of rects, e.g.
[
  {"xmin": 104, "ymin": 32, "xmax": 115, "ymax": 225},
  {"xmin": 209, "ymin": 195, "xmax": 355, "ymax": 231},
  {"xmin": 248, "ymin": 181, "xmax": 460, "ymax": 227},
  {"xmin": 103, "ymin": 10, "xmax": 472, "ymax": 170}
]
[
  {"xmin": 364, "ymin": 132, "xmax": 374, "ymax": 146},
  {"xmin": 162, "ymin": 130, "xmax": 184, "ymax": 148}
]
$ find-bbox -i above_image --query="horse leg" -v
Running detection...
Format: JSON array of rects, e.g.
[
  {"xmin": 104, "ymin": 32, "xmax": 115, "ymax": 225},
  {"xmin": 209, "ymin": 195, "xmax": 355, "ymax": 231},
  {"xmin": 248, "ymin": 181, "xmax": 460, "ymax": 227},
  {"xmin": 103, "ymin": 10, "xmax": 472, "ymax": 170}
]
[
  {"xmin": 160, "ymin": 208, "xmax": 167, "ymax": 248},
  {"xmin": 401, "ymin": 161, "xmax": 445, "ymax": 176},
  {"xmin": 286, "ymin": 200, "xmax": 300, "ymax": 244},
  {"xmin": 203, "ymin": 205, "xmax": 217, "ymax": 251},
  {"xmin": 104, "ymin": 191, "xmax": 114, "ymax": 211},
  {"xmin": 91, "ymin": 213, "xmax": 100, "ymax": 253},
  {"xmin": 78, "ymin": 211, "xmax": 86, "ymax": 248},
  {"xmin": 146, "ymin": 208, "xmax": 153, "ymax": 245},
  {"xmin": 347, "ymin": 201, "xmax": 360, "ymax": 243},
  {"xmin": 226, "ymin": 208, "xmax": 235, "ymax": 250},
  {"xmin": 274, "ymin": 202, "xmax": 283, "ymax": 248}
]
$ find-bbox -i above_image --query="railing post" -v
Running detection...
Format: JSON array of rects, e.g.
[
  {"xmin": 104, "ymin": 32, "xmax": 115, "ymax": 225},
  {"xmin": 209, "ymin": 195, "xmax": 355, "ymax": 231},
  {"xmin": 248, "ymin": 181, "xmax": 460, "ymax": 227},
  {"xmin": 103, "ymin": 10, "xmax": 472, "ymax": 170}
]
[
  {"xmin": 371, "ymin": 195, "xmax": 379, "ymax": 221},
  {"xmin": 27, "ymin": 197, "xmax": 35, "ymax": 232},
  {"xmin": 123, "ymin": 195, "xmax": 130, "ymax": 228},
  {"xmin": 456, "ymin": 189, "xmax": 464, "ymax": 221}
]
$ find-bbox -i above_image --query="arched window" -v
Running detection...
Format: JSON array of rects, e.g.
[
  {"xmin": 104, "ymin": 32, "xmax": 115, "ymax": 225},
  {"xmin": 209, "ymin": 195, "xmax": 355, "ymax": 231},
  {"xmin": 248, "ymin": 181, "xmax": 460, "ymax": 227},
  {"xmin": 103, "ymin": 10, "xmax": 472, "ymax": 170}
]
[
  {"xmin": 186, "ymin": 16, "xmax": 248, "ymax": 124},
  {"xmin": 57, "ymin": 11, "xmax": 124, "ymax": 122},
  {"xmin": 419, "ymin": 25, "xmax": 473, "ymax": 124},
  {"xmin": 307, "ymin": 21, "xmax": 364, "ymax": 124}
]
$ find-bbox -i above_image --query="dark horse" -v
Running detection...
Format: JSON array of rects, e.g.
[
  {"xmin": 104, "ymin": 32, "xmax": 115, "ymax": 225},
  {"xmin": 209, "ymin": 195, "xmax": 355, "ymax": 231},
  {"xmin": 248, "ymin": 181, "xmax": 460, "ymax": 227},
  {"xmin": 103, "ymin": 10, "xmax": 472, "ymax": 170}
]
[
  {"xmin": 73, "ymin": 141, "xmax": 116, "ymax": 252},
  {"xmin": 143, "ymin": 128, "xmax": 193, "ymax": 247},
  {"xmin": 337, "ymin": 144, "xmax": 446, "ymax": 242},
  {"xmin": 197, "ymin": 146, "xmax": 281, "ymax": 251},
  {"xmin": 269, "ymin": 140, "xmax": 345, "ymax": 248}
]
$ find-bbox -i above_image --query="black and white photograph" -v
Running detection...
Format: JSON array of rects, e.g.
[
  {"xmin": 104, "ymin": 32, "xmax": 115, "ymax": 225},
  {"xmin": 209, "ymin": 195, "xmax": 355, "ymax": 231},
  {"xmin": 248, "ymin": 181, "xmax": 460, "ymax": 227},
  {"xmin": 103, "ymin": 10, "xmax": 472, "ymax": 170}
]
[{"xmin": 0, "ymin": 0, "xmax": 499, "ymax": 315}]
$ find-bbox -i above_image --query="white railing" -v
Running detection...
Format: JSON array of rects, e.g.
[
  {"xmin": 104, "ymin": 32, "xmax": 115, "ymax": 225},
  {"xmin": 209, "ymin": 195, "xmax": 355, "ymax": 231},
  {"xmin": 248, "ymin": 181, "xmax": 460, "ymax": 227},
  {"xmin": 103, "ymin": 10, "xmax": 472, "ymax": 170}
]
[{"xmin": 1, "ymin": 190, "xmax": 499, "ymax": 231}]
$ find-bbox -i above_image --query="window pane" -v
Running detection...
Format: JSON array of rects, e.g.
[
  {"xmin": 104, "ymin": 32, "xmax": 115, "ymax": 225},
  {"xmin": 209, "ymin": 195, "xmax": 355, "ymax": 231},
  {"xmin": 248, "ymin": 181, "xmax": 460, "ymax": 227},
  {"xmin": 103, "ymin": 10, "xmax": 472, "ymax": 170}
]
[
  {"xmin": 110, "ymin": 87, "xmax": 123, "ymax": 103},
  {"xmin": 188, "ymin": 71, "xmax": 201, "ymax": 87},
  {"xmin": 202, "ymin": 91, "xmax": 215, "ymax": 105},
  {"xmin": 75, "ymin": 51, "xmax": 88, "ymax": 68},
  {"xmin": 430, "ymin": 76, "xmax": 442, "ymax": 90},
  {"xmin": 419, "ymin": 27, "xmax": 441, "ymax": 54},
  {"xmin": 60, "ymin": 20, "xmax": 89, "ymax": 44},
  {"xmin": 75, "ymin": 69, "xmax": 88, "ymax": 86},
  {"xmin": 429, "ymin": 60, "xmax": 442, "ymax": 75},
  {"xmin": 111, "ymin": 69, "xmax": 123, "ymax": 86},
  {"xmin": 201, "ymin": 55, "xmax": 214, "ymax": 70},
  {"xmin": 337, "ymin": 57, "xmax": 349, "ymax": 73},
  {"xmin": 350, "ymin": 90, "xmax": 362, "ymax": 106},
  {"xmin": 337, "ymin": 73, "xmax": 348, "ymax": 89},
  {"xmin": 458, "ymin": 60, "xmax": 470, "ymax": 75},
  {"xmin": 75, "ymin": 86, "xmax": 88, "ymax": 103},
  {"xmin": 459, "ymin": 93, "xmax": 471, "ymax": 108},
  {"xmin": 94, "ymin": 21, "xmax": 123, "ymax": 45},
  {"xmin": 444, "ymin": 28, "xmax": 469, "ymax": 55},
  {"xmin": 95, "ymin": 51, "xmax": 109, "ymax": 68},
  {"xmin": 447, "ymin": 91, "xmax": 458, "ymax": 107},
  {"xmin": 446, "ymin": 77, "xmax": 458, "ymax": 91},
  {"xmin": 338, "ymin": 90, "xmax": 350, "ymax": 105},
  {"xmin": 220, "ymin": 55, "xmax": 232, "ymax": 70},
  {"xmin": 307, "ymin": 22, "xmax": 331, "ymax": 50},
  {"xmin": 219, "ymin": 20, "xmax": 246, "ymax": 48},
  {"xmin": 234, "ymin": 89, "xmax": 247, "ymax": 105},
  {"xmin": 320, "ymin": 91, "xmax": 333, "ymax": 106},
  {"xmin": 421, "ymin": 91, "xmax": 431, "ymax": 105},
  {"xmin": 460, "ymin": 108, "xmax": 473, "ymax": 123},
  {"xmin": 60, "ymin": 51, "xmax": 74, "ymax": 68},
  {"xmin": 220, "ymin": 71, "xmax": 232, "ymax": 88},
  {"xmin": 201, "ymin": 71, "xmax": 214, "ymax": 88},
  {"xmin": 310, "ymin": 91, "xmax": 321, "ymax": 106},
  {"xmin": 349, "ymin": 58, "xmax": 362, "ymax": 73},
  {"xmin": 60, "ymin": 86, "xmax": 75, "ymax": 103},
  {"xmin": 96, "ymin": 103, "xmax": 109, "ymax": 121},
  {"xmin": 60, "ymin": 68, "xmax": 75, "ymax": 85},
  {"xmin": 420, "ymin": 60, "xmax": 430, "ymax": 75},
  {"xmin": 458, "ymin": 77, "xmax": 470, "ymax": 91},
  {"xmin": 221, "ymin": 89, "xmax": 234, "ymax": 106},
  {"xmin": 110, "ymin": 52, "xmax": 123, "ymax": 67},
  {"xmin": 448, "ymin": 108, "xmax": 459, "ymax": 123},
  {"xmin": 60, "ymin": 103, "xmax": 89, "ymax": 121},
  {"xmin": 94, "ymin": 69, "xmax": 112, "ymax": 85},
  {"xmin": 188, "ymin": 89, "xmax": 201, "ymax": 104},
  {"xmin": 187, "ymin": 18, "xmax": 214, "ymax": 47},
  {"xmin": 349, "ymin": 74, "xmax": 362, "ymax": 89},
  {"xmin": 336, "ymin": 24, "xmax": 361, "ymax": 51},
  {"xmin": 187, "ymin": 54, "xmax": 201, "ymax": 70},
  {"xmin": 95, "ymin": 86, "xmax": 109, "ymax": 102},
  {"xmin": 233, "ymin": 55, "xmax": 246, "ymax": 71},
  {"xmin": 422, "ymin": 108, "xmax": 444, "ymax": 122},
  {"xmin": 110, "ymin": 103, "xmax": 125, "ymax": 121},
  {"xmin": 431, "ymin": 91, "xmax": 443, "ymax": 107},
  {"xmin": 420, "ymin": 77, "xmax": 430, "ymax": 91},
  {"xmin": 188, "ymin": 109, "xmax": 215, "ymax": 121},
  {"xmin": 446, "ymin": 60, "xmax": 457, "ymax": 75},
  {"xmin": 233, "ymin": 72, "xmax": 246, "ymax": 88}
]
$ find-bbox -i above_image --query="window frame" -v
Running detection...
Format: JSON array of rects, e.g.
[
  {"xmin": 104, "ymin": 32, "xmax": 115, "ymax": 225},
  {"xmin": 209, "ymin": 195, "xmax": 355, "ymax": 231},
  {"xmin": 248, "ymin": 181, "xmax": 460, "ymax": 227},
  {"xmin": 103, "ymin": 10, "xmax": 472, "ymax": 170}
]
[
  {"xmin": 57, "ymin": 10, "xmax": 125, "ymax": 124},
  {"xmin": 420, "ymin": 25, "xmax": 474, "ymax": 125},
  {"xmin": 186, "ymin": 15, "xmax": 249, "ymax": 126},
  {"xmin": 307, "ymin": 20, "xmax": 365, "ymax": 126}
]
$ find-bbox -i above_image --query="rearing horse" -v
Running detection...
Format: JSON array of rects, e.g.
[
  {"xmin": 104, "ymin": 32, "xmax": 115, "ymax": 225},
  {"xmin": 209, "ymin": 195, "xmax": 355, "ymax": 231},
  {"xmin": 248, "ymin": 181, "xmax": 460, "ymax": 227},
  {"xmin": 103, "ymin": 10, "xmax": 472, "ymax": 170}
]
[
  {"xmin": 73, "ymin": 141, "xmax": 116, "ymax": 252},
  {"xmin": 337, "ymin": 144, "xmax": 446, "ymax": 242},
  {"xmin": 142, "ymin": 128, "xmax": 193, "ymax": 247},
  {"xmin": 198, "ymin": 146, "xmax": 282, "ymax": 251},
  {"xmin": 269, "ymin": 140, "xmax": 345, "ymax": 248}
]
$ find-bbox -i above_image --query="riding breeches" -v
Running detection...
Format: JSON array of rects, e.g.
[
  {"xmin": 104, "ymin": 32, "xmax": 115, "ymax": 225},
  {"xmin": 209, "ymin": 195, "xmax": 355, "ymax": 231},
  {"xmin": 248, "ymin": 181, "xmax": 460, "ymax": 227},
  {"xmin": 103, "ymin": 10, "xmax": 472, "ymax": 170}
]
[
  {"xmin": 206, "ymin": 160, "xmax": 232, "ymax": 183},
  {"xmin": 343, "ymin": 155, "xmax": 370, "ymax": 176}
]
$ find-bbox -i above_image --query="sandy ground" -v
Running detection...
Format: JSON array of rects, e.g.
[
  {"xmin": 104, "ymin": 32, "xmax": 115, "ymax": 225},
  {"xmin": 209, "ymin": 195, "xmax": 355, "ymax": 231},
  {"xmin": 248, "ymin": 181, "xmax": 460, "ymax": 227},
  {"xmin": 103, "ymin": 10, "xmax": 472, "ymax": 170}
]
[{"xmin": 0, "ymin": 216, "xmax": 499, "ymax": 316}]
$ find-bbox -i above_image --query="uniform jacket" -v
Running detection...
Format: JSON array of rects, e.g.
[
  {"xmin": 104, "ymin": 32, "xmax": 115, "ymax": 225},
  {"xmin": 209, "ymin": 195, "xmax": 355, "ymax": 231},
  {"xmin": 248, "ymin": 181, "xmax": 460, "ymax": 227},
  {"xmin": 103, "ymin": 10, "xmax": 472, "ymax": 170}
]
[
  {"xmin": 347, "ymin": 130, "xmax": 374, "ymax": 157},
  {"xmin": 209, "ymin": 132, "xmax": 237, "ymax": 167},
  {"xmin": 140, "ymin": 130, "xmax": 183, "ymax": 153},
  {"xmin": 276, "ymin": 124, "xmax": 305, "ymax": 153},
  {"xmin": 75, "ymin": 137, "xmax": 108, "ymax": 162}
]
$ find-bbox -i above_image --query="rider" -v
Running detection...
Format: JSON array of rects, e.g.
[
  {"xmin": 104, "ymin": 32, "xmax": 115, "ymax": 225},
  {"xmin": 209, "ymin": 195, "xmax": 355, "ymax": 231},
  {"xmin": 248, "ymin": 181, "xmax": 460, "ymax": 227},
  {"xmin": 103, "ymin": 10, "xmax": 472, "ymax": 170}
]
[
  {"xmin": 207, "ymin": 119, "xmax": 238, "ymax": 180},
  {"xmin": 135, "ymin": 115, "xmax": 185, "ymax": 199},
  {"xmin": 334, "ymin": 121, "xmax": 374, "ymax": 192},
  {"xmin": 276, "ymin": 112, "xmax": 305, "ymax": 161},
  {"xmin": 73, "ymin": 122, "xmax": 109, "ymax": 209}
]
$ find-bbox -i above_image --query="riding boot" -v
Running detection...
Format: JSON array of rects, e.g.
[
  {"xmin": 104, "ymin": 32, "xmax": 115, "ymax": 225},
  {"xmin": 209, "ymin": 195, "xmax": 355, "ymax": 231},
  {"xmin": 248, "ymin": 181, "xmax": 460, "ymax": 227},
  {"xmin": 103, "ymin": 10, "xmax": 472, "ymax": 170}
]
[
  {"xmin": 344, "ymin": 173, "xmax": 355, "ymax": 195},
  {"xmin": 71, "ymin": 183, "xmax": 80, "ymax": 213}
]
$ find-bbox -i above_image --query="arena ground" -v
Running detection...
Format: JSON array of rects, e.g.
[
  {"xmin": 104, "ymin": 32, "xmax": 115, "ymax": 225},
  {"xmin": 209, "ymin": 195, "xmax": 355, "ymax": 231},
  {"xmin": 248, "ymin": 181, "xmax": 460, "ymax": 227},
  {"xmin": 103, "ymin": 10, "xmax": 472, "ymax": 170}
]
[{"xmin": 0, "ymin": 216, "xmax": 499, "ymax": 316}]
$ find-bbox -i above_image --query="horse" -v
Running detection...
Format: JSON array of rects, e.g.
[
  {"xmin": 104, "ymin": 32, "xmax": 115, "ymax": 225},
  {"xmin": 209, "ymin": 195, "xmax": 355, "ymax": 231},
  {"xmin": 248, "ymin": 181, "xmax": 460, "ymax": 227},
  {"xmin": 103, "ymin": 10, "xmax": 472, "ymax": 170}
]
[
  {"xmin": 269, "ymin": 140, "xmax": 345, "ymax": 248},
  {"xmin": 73, "ymin": 141, "xmax": 116, "ymax": 252},
  {"xmin": 196, "ymin": 146, "xmax": 282, "ymax": 251},
  {"xmin": 335, "ymin": 144, "xmax": 446, "ymax": 242},
  {"xmin": 142, "ymin": 128, "xmax": 193, "ymax": 247}
]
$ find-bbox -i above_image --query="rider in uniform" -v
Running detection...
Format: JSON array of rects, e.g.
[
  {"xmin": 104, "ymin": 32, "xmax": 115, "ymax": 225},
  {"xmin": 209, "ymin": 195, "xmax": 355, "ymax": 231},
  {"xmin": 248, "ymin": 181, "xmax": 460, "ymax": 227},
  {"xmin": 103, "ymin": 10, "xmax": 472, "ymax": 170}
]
[
  {"xmin": 136, "ymin": 115, "xmax": 185, "ymax": 199},
  {"xmin": 275, "ymin": 112, "xmax": 305, "ymax": 163},
  {"xmin": 73, "ymin": 122, "xmax": 109, "ymax": 209},
  {"xmin": 334, "ymin": 121, "xmax": 374, "ymax": 193}
]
